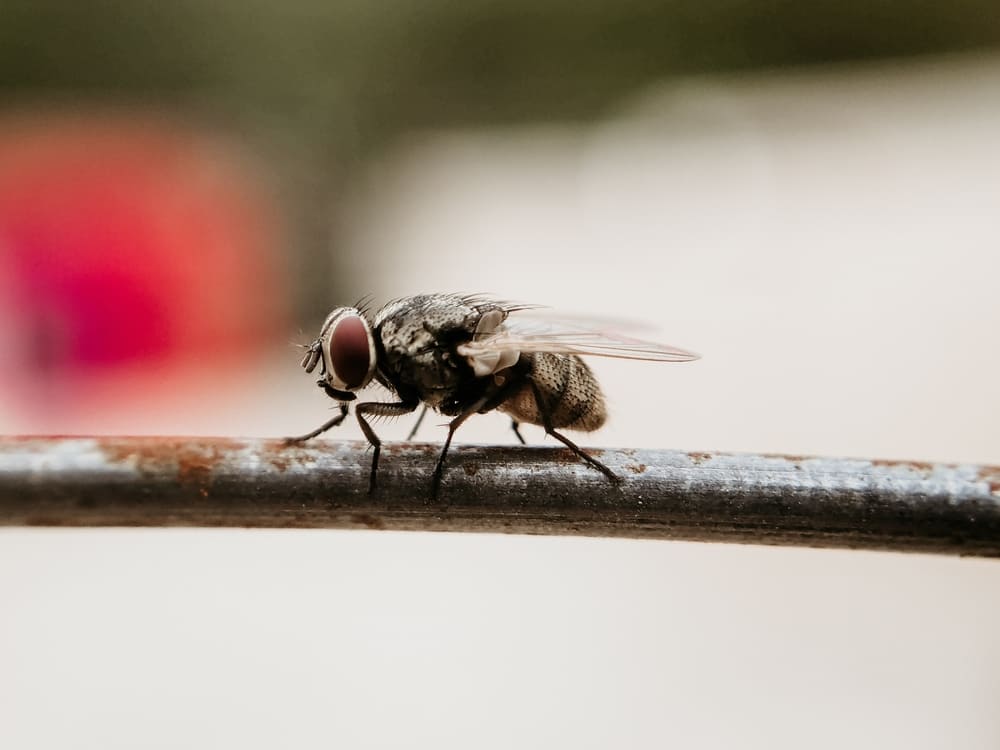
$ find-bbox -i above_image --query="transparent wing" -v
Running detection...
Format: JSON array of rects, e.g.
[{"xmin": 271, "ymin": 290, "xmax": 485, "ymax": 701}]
[{"xmin": 458, "ymin": 313, "xmax": 700, "ymax": 363}]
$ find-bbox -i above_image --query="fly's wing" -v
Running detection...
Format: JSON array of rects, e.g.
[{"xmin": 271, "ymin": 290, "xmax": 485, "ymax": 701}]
[{"xmin": 456, "ymin": 314, "xmax": 700, "ymax": 364}]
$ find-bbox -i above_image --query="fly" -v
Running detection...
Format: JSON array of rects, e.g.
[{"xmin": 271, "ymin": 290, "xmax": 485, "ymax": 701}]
[{"xmin": 286, "ymin": 293, "xmax": 698, "ymax": 495}]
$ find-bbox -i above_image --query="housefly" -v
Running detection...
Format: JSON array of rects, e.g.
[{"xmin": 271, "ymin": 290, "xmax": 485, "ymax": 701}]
[{"xmin": 286, "ymin": 293, "xmax": 698, "ymax": 494}]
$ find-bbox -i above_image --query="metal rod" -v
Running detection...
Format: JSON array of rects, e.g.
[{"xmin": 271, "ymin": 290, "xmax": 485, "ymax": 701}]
[{"xmin": 1, "ymin": 436, "xmax": 998, "ymax": 556}]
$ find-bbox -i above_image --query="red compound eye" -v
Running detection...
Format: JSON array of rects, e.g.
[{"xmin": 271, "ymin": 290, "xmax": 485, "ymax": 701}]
[{"xmin": 330, "ymin": 315, "xmax": 372, "ymax": 389}]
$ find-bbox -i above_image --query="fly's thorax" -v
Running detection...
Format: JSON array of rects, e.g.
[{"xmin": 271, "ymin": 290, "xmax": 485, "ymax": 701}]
[
  {"xmin": 500, "ymin": 352, "xmax": 607, "ymax": 432},
  {"xmin": 375, "ymin": 295, "xmax": 479, "ymax": 354},
  {"xmin": 373, "ymin": 294, "xmax": 502, "ymax": 402}
]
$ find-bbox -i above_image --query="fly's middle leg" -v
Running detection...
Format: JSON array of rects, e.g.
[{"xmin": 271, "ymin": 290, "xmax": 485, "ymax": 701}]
[
  {"xmin": 406, "ymin": 404, "xmax": 430, "ymax": 441},
  {"xmin": 355, "ymin": 398, "xmax": 419, "ymax": 493},
  {"xmin": 510, "ymin": 421, "xmax": 526, "ymax": 444},
  {"xmin": 431, "ymin": 396, "xmax": 490, "ymax": 498}
]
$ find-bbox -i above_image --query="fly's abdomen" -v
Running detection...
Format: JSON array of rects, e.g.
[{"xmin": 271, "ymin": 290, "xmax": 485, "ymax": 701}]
[{"xmin": 501, "ymin": 352, "xmax": 606, "ymax": 432}]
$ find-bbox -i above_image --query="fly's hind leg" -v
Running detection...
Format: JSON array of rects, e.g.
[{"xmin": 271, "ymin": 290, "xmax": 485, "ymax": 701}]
[
  {"xmin": 284, "ymin": 402, "xmax": 349, "ymax": 444},
  {"xmin": 356, "ymin": 398, "xmax": 419, "ymax": 493},
  {"xmin": 530, "ymin": 382, "xmax": 620, "ymax": 484}
]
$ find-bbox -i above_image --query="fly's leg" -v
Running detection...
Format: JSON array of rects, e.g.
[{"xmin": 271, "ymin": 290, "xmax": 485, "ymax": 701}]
[
  {"xmin": 545, "ymin": 428, "xmax": 620, "ymax": 484},
  {"xmin": 355, "ymin": 399, "xmax": 419, "ymax": 493},
  {"xmin": 510, "ymin": 420, "xmax": 526, "ymax": 445},
  {"xmin": 530, "ymin": 382, "xmax": 620, "ymax": 484},
  {"xmin": 406, "ymin": 404, "xmax": 430, "ymax": 441},
  {"xmin": 431, "ymin": 397, "xmax": 490, "ymax": 498},
  {"xmin": 283, "ymin": 402, "xmax": 349, "ymax": 444}
]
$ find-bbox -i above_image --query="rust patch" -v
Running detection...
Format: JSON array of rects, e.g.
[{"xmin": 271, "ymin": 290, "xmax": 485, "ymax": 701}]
[
  {"xmin": 347, "ymin": 513, "xmax": 386, "ymax": 530},
  {"xmin": 176, "ymin": 445, "xmax": 224, "ymax": 490},
  {"xmin": 977, "ymin": 468, "xmax": 1000, "ymax": 497},
  {"xmin": 871, "ymin": 458, "xmax": 935, "ymax": 475},
  {"xmin": 386, "ymin": 442, "xmax": 438, "ymax": 456},
  {"xmin": 762, "ymin": 453, "xmax": 810, "ymax": 463},
  {"xmin": 99, "ymin": 438, "xmax": 241, "ymax": 497},
  {"xmin": 267, "ymin": 454, "xmax": 291, "ymax": 472},
  {"xmin": 688, "ymin": 452, "xmax": 713, "ymax": 464},
  {"xmin": 627, "ymin": 463, "xmax": 647, "ymax": 474},
  {"xmin": 100, "ymin": 439, "xmax": 173, "ymax": 467},
  {"xmin": 25, "ymin": 516, "xmax": 69, "ymax": 526},
  {"xmin": 262, "ymin": 439, "xmax": 331, "ymax": 472},
  {"xmin": 100, "ymin": 437, "xmax": 240, "ymax": 469},
  {"xmin": 550, "ymin": 448, "xmax": 580, "ymax": 464}
]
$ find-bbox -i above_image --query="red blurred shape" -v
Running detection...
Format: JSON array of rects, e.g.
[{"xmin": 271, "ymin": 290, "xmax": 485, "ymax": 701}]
[{"xmin": 0, "ymin": 114, "xmax": 289, "ymax": 411}]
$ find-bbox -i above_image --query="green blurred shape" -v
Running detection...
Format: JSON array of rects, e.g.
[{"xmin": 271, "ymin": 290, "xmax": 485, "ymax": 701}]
[{"xmin": 3, "ymin": 0, "xmax": 999, "ymax": 151}]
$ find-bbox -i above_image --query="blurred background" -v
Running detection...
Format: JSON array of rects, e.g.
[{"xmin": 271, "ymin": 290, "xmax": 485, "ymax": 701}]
[{"xmin": 1, "ymin": 2, "xmax": 999, "ymax": 748}]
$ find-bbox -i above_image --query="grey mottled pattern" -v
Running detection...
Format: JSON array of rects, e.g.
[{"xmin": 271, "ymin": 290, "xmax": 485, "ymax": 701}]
[
  {"xmin": 502, "ymin": 352, "xmax": 606, "ymax": 431},
  {"xmin": 374, "ymin": 294, "xmax": 506, "ymax": 407}
]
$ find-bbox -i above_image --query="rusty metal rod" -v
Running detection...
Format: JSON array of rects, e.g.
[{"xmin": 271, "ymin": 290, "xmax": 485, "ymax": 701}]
[{"xmin": 0, "ymin": 436, "xmax": 998, "ymax": 556}]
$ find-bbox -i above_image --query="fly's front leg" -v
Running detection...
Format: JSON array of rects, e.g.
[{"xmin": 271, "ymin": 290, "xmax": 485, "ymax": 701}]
[
  {"xmin": 510, "ymin": 420, "xmax": 526, "ymax": 444},
  {"xmin": 530, "ymin": 382, "xmax": 619, "ymax": 484},
  {"xmin": 355, "ymin": 398, "xmax": 419, "ymax": 493},
  {"xmin": 284, "ymin": 402, "xmax": 349, "ymax": 444}
]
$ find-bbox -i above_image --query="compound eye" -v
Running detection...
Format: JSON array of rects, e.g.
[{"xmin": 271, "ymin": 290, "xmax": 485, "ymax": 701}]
[{"xmin": 329, "ymin": 314, "xmax": 374, "ymax": 389}]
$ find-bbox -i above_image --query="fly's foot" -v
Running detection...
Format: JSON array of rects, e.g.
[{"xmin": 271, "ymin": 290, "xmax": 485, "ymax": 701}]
[
  {"xmin": 576, "ymin": 449, "xmax": 621, "ymax": 486},
  {"xmin": 601, "ymin": 465, "xmax": 624, "ymax": 486},
  {"xmin": 545, "ymin": 428, "xmax": 621, "ymax": 486},
  {"xmin": 366, "ymin": 447, "xmax": 380, "ymax": 495}
]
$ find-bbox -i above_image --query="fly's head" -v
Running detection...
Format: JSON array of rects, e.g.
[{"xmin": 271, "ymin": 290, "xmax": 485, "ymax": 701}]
[{"xmin": 300, "ymin": 307, "xmax": 377, "ymax": 401}]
